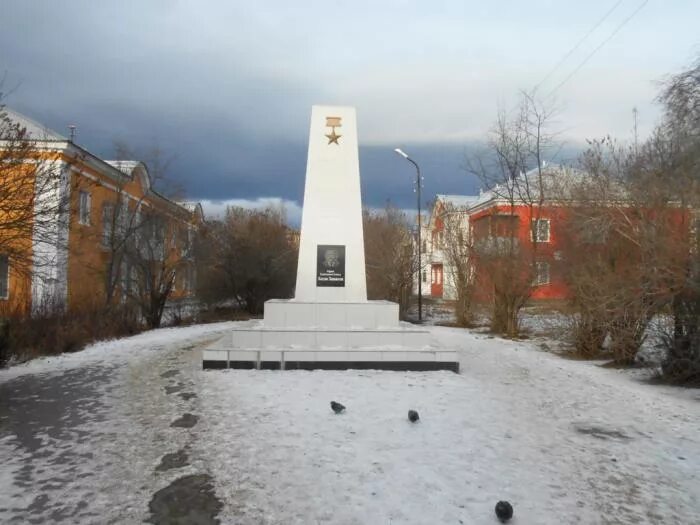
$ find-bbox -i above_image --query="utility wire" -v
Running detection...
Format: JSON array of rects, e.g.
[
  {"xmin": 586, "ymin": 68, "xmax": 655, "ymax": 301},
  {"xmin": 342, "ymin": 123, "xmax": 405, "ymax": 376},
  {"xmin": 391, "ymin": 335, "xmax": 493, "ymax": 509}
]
[
  {"xmin": 546, "ymin": 0, "xmax": 649, "ymax": 98},
  {"xmin": 534, "ymin": 0, "xmax": 624, "ymax": 92}
]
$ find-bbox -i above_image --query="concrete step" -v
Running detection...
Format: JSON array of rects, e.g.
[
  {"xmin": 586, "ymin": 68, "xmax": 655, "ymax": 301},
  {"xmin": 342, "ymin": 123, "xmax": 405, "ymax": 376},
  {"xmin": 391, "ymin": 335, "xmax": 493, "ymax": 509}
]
[
  {"xmin": 202, "ymin": 347, "xmax": 459, "ymax": 372},
  {"xmin": 226, "ymin": 325, "xmax": 432, "ymax": 349}
]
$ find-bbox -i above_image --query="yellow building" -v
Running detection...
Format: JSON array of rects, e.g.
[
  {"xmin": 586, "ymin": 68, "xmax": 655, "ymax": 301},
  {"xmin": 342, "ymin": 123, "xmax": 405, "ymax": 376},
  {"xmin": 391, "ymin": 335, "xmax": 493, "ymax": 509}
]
[{"xmin": 0, "ymin": 108, "xmax": 202, "ymax": 317}]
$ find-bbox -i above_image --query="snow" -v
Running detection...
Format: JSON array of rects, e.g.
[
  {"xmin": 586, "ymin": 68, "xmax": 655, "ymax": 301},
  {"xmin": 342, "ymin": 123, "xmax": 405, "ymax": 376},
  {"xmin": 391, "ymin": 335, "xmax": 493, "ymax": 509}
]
[
  {"xmin": 0, "ymin": 320, "xmax": 239, "ymax": 383},
  {"xmin": 0, "ymin": 322, "xmax": 698, "ymax": 524},
  {"xmin": 194, "ymin": 328, "xmax": 699, "ymax": 524}
]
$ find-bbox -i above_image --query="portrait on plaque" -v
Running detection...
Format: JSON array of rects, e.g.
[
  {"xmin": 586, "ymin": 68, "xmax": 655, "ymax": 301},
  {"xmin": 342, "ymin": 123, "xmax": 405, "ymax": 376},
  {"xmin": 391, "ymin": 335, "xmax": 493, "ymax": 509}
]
[{"xmin": 316, "ymin": 245, "xmax": 345, "ymax": 287}]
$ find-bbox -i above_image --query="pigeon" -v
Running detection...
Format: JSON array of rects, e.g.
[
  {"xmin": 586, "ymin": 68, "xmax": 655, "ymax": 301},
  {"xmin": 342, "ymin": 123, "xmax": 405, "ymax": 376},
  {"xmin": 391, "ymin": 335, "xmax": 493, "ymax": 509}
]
[
  {"xmin": 495, "ymin": 501, "xmax": 513, "ymax": 523},
  {"xmin": 330, "ymin": 401, "xmax": 346, "ymax": 414},
  {"xmin": 408, "ymin": 410, "xmax": 420, "ymax": 423}
]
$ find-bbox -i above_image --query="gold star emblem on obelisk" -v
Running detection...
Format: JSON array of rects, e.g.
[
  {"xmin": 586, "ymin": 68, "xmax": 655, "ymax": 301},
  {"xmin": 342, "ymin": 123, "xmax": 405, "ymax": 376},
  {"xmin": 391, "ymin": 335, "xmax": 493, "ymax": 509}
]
[
  {"xmin": 325, "ymin": 128, "xmax": 341, "ymax": 145},
  {"xmin": 325, "ymin": 116, "xmax": 342, "ymax": 145}
]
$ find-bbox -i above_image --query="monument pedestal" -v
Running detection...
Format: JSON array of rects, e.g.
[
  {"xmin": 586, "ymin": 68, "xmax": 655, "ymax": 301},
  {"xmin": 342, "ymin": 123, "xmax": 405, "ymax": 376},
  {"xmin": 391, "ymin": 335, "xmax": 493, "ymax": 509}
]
[
  {"xmin": 202, "ymin": 299, "xmax": 459, "ymax": 371},
  {"xmin": 203, "ymin": 105, "xmax": 458, "ymax": 372},
  {"xmin": 264, "ymin": 299, "xmax": 399, "ymax": 329}
]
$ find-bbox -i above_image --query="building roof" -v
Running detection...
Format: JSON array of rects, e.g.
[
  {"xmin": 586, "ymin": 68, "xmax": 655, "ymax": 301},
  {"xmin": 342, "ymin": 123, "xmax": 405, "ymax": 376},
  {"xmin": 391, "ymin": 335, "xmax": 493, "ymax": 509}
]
[
  {"xmin": 177, "ymin": 201, "xmax": 205, "ymax": 219},
  {"xmin": 3, "ymin": 106, "xmax": 203, "ymax": 221},
  {"xmin": 435, "ymin": 194, "xmax": 480, "ymax": 209},
  {"xmin": 177, "ymin": 201, "xmax": 199, "ymax": 213},
  {"xmin": 470, "ymin": 163, "xmax": 597, "ymax": 210},
  {"xmin": 2, "ymin": 107, "xmax": 68, "ymax": 141},
  {"xmin": 104, "ymin": 160, "xmax": 144, "ymax": 176}
]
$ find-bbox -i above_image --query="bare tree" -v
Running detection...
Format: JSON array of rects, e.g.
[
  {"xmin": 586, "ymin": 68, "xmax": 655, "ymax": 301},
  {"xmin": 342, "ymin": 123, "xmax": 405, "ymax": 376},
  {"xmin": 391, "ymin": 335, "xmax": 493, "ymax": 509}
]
[
  {"xmin": 654, "ymin": 57, "xmax": 700, "ymax": 383},
  {"xmin": 0, "ymin": 102, "xmax": 73, "ymax": 298},
  {"xmin": 102, "ymin": 143, "xmax": 179, "ymax": 305},
  {"xmin": 123, "ymin": 209, "xmax": 191, "ymax": 328},
  {"xmin": 557, "ymin": 136, "xmax": 692, "ymax": 364},
  {"xmin": 363, "ymin": 205, "xmax": 416, "ymax": 318},
  {"xmin": 439, "ymin": 202, "xmax": 475, "ymax": 326},
  {"xmin": 197, "ymin": 206, "xmax": 297, "ymax": 314},
  {"xmin": 66, "ymin": 141, "xmax": 196, "ymax": 327},
  {"xmin": 466, "ymin": 91, "xmax": 559, "ymax": 336}
]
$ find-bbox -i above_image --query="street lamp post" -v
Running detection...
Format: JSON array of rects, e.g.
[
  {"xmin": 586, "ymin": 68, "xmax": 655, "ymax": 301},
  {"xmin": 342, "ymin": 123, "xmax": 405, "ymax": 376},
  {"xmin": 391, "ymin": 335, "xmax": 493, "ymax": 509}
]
[{"xmin": 394, "ymin": 148, "xmax": 422, "ymax": 322}]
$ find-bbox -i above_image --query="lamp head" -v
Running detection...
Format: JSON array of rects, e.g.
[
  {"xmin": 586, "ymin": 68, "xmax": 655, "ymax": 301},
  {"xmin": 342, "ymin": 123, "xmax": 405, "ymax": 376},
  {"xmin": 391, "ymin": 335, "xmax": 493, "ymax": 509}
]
[{"xmin": 394, "ymin": 148, "xmax": 409, "ymax": 159}]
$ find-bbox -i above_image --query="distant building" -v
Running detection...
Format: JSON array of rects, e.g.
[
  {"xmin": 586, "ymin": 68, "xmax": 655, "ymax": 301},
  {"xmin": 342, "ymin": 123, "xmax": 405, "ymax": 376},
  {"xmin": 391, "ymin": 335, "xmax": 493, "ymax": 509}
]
[
  {"xmin": 416, "ymin": 166, "xmax": 589, "ymax": 304},
  {"xmin": 416, "ymin": 195, "xmax": 478, "ymax": 300},
  {"xmin": 467, "ymin": 165, "xmax": 576, "ymax": 302},
  {"xmin": 0, "ymin": 108, "xmax": 202, "ymax": 316}
]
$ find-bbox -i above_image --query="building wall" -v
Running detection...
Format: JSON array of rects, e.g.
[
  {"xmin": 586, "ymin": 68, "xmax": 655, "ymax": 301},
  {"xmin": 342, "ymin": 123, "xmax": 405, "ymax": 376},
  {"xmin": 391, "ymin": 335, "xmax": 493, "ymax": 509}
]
[
  {"xmin": 469, "ymin": 204, "xmax": 570, "ymax": 302},
  {"xmin": 1, "ymin": 262, "xmax": 32, "ymax": 317},
  {"xmin": 415, "ymin": 200, "xmax": 472, "ymax": 302},
  {"xmin": 1, "ymin": 145, "xmax": 199, "ymax": 316},
  {"xmin": 0, "ymin": 153, "xmax": 55, "ymax": 316},
  {"xmin": 65, "ymin": 159, "xmax": 198, "ymax": 311}
]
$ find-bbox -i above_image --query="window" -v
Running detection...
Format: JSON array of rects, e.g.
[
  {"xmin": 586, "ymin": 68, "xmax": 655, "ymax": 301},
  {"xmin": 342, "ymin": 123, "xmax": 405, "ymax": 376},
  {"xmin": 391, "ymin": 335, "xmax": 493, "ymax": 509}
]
[
  {"xmin": 171, "ymin": 224, "xmax": 182, "ymax": 251},
  {"xmin": 140, "ymin": 213, "xmax": 165, "ymax": 259},
  {"xmin": 490, "ymin": 215, "xmax": 519, "ymax": 237},
  {"xmin": 0, "ymin": 255, "xmax": 8, "ymax": 299},
  {"xmin": 102, "ymin": 204, "xmax": 115, "ymax": 246},
  {"xmin": 532, "ymin": 218, "xmax": 550, "ymax": 242},
  {"xmin": 422, "ymin": 240, "xmax": 427, "ymax": 253},
  {"xmin": 120, "ymin": 260, "xmax": 136, "ymax": 298},
  {"xmin": 533, "ymin": 261, "xmax": 550, "ymax": 286},
  {"xmin": 422, "ymin": 270, "xmax": 427, "ymax": 283},
  {"xmin": 579, "ymin": 217, "xmax": 609, "ymax": 244},
  {"xmin": 182, "ymin": 227, "xmax": 194, "ymax": 258},
  {"xmin": 184, "ymin": 265, "xmax": 195, "ymax": 293},
  {"xmin": 78, "ymin": 191, "xmax": 92, "ymax": 225}
]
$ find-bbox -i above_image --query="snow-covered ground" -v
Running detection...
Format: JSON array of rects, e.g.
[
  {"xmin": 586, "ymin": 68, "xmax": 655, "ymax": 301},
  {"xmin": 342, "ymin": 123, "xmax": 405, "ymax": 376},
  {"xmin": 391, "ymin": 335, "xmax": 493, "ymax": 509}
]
[
  {"xmin": 195, "ymin": 328, "xmax": 699, "ymax": 524},
  {"xmin": 0, "ymin": 322, "xmax": 698, "ymax": 524}
]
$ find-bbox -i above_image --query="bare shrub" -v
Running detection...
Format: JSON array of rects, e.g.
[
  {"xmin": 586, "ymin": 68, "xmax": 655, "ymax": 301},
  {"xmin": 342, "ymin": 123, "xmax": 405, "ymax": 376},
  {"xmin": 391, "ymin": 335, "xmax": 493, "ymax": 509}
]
[
  {"xmin": 363, "ymin": 205, "xmax": 416, "ymax": 318},
  {"xmin": 439, "ymin": 202, "xmax": 476, "ymax": 326},
  {"xmin": 196, "ymin": 206, "xmax": 298, "ymax": 315},
  {"xmin": 0, "ymin": 302, "xmax": 141, "ymax": 366}
]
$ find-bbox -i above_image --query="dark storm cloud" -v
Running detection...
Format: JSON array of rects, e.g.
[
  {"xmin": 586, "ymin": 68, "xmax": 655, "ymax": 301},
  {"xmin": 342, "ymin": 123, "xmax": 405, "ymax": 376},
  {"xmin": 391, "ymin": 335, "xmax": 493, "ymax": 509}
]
[
  {"xmin": 0, "ymin": 0, "xmax": 480, "ymax": 213},
  {"xmin": 2, "ymin": 1, "xmax": 695, "ymax": 218},
  {"xmin": 360, "ymin": 143, "xmax": 480, "ymax": 210}
]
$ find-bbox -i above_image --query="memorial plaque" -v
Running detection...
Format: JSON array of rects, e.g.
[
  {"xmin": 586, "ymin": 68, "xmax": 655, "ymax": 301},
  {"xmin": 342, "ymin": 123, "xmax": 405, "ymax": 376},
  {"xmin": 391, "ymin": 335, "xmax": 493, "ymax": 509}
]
[{"xmin": 316, "ymin": 245, "xmax": 345, "ymax": 287}]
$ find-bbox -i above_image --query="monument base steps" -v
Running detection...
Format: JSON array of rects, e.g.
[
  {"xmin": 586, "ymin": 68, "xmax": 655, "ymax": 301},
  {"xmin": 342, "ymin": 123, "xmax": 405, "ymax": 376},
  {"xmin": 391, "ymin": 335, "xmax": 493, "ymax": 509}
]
[
  {"xmin": 202, "ymin": 347, "xmax": 459, "ymax": 372},
  {"xmin": 202, "ymin": 301, "xmax": 460, "ymax": 372}
]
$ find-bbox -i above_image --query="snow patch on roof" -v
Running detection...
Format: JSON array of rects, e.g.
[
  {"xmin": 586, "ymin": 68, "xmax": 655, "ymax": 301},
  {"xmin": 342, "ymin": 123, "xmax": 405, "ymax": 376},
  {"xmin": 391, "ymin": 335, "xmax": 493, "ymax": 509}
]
[
  {"xmin": 2, "ymin": 107, "xmax": 67, "ymax": 141},
  {"xmin": 436, "ymin": 194, "xmax": 479, "ymax": 209},
  {"xmin": 104, "ymin": 160, "xmax": 143, "ymax": 176},
  {"xmin": 471, "ymin": 163, "xmax": 595, "ymax": 207}
]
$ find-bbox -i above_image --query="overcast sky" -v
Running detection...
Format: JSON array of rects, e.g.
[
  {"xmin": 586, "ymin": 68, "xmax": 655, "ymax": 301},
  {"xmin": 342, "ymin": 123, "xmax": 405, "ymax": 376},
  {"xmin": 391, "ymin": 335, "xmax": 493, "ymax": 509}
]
[{"xmin": 2, "ymin": 1, "xmax": 698, "ymax": 224}]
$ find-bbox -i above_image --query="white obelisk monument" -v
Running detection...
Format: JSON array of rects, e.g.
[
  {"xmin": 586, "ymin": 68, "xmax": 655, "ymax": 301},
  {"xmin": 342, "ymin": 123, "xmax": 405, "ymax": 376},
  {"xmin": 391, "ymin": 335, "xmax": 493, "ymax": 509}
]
[
  {"xmin": 294, "ymin": 106, "xmax": 367, "ymax": 302},
  {"xmin": 203, "ymin": 105, "xmax": 457, "ymax": 371}
]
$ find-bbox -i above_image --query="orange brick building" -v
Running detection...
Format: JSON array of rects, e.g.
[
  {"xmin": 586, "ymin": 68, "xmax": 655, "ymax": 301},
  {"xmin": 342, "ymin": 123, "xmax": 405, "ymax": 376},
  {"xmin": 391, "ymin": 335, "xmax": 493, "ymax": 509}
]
[
  {"xmin": 419, "ymin": 166, "xmax": 584, "ymax": 304},
  {"xmin": 0, "ymin": 108, "xmax": 202, "ymax": 316}
]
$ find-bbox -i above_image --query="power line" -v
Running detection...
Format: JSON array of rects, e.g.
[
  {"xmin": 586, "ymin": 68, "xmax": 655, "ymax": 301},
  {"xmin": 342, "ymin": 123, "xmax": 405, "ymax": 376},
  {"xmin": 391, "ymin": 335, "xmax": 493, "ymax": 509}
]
[
  {"xmin": 546, "ymin": 0, "xmax": 650, "ymax": 98},
  {"xmin": 534, "ymin": 0, "xmax": 624, "ymax": 92}
]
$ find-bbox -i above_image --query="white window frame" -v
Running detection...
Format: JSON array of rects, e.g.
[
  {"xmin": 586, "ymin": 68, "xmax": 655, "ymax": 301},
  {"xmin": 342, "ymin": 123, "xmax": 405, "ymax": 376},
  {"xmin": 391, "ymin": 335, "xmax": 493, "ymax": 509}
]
[
  {"xmin": 532, "ymin": 218, "xmax": 550, "ymax": 243},
  {"xmin": 78, "ymin": 190, "xmax": 92, "ymax": 225},
  {"xmin": 533, "ymin": 261, "xmax": 550, "ymax": 286},
  {"xmin": 0, "ymin": 254, "xmax": 9, "ymax": 300}
]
